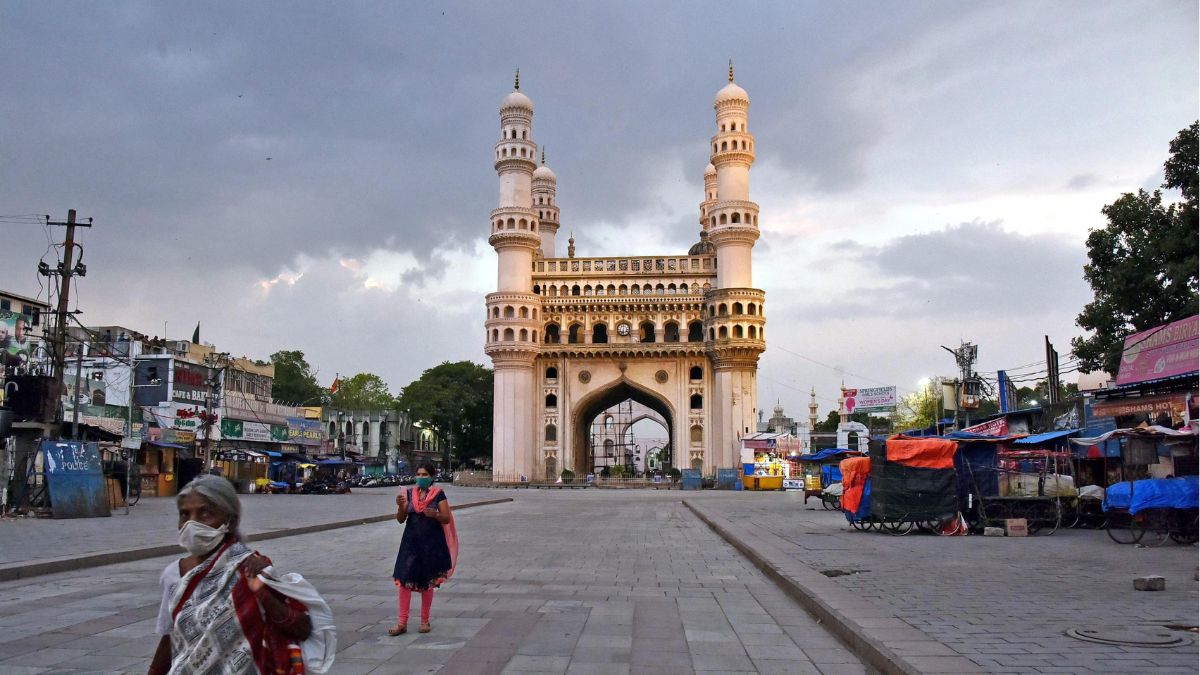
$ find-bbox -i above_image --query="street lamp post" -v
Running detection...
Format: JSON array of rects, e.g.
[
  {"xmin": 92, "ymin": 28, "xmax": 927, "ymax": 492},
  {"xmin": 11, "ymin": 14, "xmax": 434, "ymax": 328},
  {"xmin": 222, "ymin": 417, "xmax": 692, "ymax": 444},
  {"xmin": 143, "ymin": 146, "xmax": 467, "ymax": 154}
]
[{"xmin": 336, "ymin": 410, "xmax": 345, "ymax": 461}]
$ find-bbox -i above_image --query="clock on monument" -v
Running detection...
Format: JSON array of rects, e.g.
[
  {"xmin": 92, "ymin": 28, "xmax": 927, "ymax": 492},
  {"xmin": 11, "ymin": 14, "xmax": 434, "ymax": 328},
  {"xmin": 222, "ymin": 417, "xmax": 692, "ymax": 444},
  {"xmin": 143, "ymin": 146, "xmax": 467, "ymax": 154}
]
[{"xmin": 617, "ymin": 323, "xmax": 630, "ymax": 336}]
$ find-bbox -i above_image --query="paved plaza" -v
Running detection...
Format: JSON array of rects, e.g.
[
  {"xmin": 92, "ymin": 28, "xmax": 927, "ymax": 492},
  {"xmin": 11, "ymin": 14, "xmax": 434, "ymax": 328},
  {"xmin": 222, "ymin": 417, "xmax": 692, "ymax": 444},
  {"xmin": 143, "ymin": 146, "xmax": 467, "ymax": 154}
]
[{"xmin": 0, "ymin": 487, "xmax": 1196, "ymax": 674}]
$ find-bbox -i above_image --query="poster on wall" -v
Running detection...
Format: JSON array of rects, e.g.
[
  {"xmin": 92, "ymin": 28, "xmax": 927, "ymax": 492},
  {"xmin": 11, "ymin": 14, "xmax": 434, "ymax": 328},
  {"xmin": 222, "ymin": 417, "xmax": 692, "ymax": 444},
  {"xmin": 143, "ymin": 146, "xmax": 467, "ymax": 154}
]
[
  {"xmin": 852, "ymin": 386, "xmax": 897, "ymax": 413},
  {"xmin": 1, "ymin": 309, "xmax": 40, "ymax": 376}
]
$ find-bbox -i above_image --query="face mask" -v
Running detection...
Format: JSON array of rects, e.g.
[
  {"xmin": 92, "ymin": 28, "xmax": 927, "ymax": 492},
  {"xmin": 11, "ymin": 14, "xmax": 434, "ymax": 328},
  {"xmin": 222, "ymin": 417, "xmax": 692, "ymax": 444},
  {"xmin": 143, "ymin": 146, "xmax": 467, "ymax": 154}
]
[
  {"xmin": 416, "ymin": 476, "xmax": 433, "ymax": 489},
  {"xmin": 178, "ymin": 520, "xmax": 228, "ymax": 556}
]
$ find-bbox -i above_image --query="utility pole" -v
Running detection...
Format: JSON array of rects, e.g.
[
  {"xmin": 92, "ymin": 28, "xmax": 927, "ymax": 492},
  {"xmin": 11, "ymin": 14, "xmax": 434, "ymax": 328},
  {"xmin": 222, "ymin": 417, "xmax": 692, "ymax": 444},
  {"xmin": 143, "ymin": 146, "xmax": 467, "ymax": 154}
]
[{"xmin": 43, "ymin": 209, "xmax": 92, "ymax": 429}]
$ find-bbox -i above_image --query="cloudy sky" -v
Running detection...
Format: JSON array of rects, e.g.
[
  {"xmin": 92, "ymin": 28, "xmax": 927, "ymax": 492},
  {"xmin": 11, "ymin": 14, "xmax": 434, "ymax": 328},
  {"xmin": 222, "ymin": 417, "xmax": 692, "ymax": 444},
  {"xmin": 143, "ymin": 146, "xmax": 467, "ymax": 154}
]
[{"xmin": 2, "ymin": 2, "xmax": 1196, "ymax": 419}]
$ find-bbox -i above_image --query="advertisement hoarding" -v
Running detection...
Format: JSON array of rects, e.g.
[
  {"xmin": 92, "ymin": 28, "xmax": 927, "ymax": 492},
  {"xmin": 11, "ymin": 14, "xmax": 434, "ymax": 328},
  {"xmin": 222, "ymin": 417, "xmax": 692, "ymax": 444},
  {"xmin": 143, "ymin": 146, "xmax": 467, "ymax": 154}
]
[
  {"xmin": 850, "ymin": 386, "xmax": 897, "ymax": 413},
  {"xmin": 1115, "ymin": 315, "xmax": 1198, "ymax": 386}
]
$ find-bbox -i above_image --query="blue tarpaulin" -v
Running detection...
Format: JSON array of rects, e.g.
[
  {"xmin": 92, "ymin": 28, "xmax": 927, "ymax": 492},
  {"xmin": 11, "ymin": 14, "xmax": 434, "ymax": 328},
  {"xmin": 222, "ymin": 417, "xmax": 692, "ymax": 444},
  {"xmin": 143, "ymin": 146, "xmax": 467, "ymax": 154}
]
[
  {"xmin": 1104, "ymin": 477, "xmax": 1200, "ymax": 514},
  {"xmin": 1013, "ymin": 429, "xmax": 1081, "ymax": 445},
  {"xmin": 798, "ymin": 448, "xmax": 860, "ymax": 462}
]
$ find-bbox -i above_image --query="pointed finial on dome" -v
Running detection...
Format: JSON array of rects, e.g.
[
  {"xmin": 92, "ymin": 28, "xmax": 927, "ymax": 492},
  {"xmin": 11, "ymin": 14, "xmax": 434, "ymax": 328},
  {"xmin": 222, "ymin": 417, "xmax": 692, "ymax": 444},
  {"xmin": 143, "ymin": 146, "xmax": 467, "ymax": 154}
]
[
  {"xmin": 728, "ymin": 59, "xmax": 734, "ymax": 83},
  {"xmin": 514, "ymin": 67, "xmax": 520, "ymax": 91},
  {"xmin": 541, "ymin": 147, "xmax": 545, "ymax": 165},
  {"xmin": 567, "ymin": 232, "xmax": 576, "ymax": 258}
]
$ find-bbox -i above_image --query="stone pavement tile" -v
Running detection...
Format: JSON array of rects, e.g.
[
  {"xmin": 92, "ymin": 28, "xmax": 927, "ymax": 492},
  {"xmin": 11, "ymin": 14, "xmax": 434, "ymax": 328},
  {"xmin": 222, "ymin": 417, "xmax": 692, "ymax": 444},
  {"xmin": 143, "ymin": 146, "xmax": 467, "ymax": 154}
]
[
  {"xmin": 0, "ymin": 666, "xmax": 50, "ymax": 675},
  {"xmin": 570, "ymin": 644, "xmax": 630, "ymax": 662},
  {"xmin": 879, "ymin": 640, "xmax": 962, "ymax": 657},
  {"xmin": 629, "ymin": 647, "xmax": 693, "ymax": 667},
  {"xmin": 629, "ymin": 665, "xmax": 694, "ymax": 675},
  {"xmin": 683, "ymin": 628, "xmax": 737, "ymax": 642},
  {"xmin": 751, "ymin": 658, "xmax": 822, "ymax": 674},
  {"xmin": 801, "ymin": 646, "xmax": 860, "ymax": 664},
  {"xmin": 501, "ymin": 654, "xmax": 571, "ymax": 674},
  {"xmin": 48, "ymin": 653, "xmax": 145, "ymax": 671},
  {"xmin": 0, "ymin": 647, "xmax": 91, "ymax": 668},
  {"xmin": 744, "ymin": 642, "xmax": 805, "ymax": 660},
  {"xmin": 902, "ymin": 655, "xmax": 987, "ymax": 673},
  {"xmin": 815, "ymin": 663, "xmax": 870, "ymax": 675},
  {"xmin": 565, "ymin": 663, "xmax": 631, "ymax": 675},
  {"xmin": 689, "ymin": 651, "xmax": 756, "ymax": 671},
  {"xmin": 92, "ymin": 639, "xmax": 158, "ymax": 658},
  {"xmin": 575, "ymin": 634, "xmax": 632, "ymax": 650},
  {"xmin": 687, "ymin": 641, "xmax": 745, "ymax": 657},
  {"xmin": 738, "ymin": 632, "xmax": 799, "ymax": 647}
]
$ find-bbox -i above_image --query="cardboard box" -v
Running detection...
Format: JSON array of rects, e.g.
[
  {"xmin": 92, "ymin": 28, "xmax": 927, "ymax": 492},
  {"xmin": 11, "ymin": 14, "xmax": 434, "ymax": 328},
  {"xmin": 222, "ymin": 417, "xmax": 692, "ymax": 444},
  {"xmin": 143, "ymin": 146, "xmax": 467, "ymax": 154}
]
[{"xmin": 1006, "ymin": 518, "xmax": 1028, "ymax": 537}]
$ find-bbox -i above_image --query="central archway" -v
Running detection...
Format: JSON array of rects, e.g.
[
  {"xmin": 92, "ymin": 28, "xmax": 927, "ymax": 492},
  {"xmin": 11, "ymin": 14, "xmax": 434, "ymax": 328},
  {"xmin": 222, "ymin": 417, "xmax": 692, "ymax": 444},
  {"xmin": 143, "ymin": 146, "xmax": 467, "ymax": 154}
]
[{"xmin": 572, "ymin": 379, "xmax": 674, "ymax": 476}]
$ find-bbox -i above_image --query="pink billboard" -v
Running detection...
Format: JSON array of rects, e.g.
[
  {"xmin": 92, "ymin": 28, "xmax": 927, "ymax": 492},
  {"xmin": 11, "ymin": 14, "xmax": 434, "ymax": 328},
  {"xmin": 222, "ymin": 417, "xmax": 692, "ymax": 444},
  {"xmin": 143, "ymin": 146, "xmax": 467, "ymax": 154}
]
[{"xmin": 1115, "ymin": 315, "xmax": 1198, "ymax": 386}]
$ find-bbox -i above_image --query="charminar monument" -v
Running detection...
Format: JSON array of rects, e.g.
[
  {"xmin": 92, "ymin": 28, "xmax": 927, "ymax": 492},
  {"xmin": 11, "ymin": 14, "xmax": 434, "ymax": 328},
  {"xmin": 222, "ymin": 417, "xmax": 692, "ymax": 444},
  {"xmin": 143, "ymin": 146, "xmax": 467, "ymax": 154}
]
[{"xmin": 485, "ymin": 66, "xmax": 765, "ymax": 482}]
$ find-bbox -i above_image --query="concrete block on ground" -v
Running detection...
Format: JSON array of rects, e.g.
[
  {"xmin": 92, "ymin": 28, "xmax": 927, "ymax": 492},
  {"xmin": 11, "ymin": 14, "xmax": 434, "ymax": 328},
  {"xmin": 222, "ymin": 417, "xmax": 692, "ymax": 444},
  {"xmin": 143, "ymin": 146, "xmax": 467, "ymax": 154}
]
[
  {"xmin": 983, "ymin": 527, "xmax": 1005, "ymax": 537},
  {"xmin": 1133, "ymin": 575, "xmax": 1165, "ymax": 591}
]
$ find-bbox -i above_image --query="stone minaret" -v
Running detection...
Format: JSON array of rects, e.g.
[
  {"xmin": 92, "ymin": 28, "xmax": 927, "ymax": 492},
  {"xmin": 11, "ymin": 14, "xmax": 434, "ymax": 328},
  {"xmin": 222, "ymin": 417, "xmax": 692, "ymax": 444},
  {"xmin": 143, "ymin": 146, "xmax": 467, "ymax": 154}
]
[
  {"xmin": 808, "ymin": 387, "xmax": 819, "ymax": 430},
  {"xmin": 486, "ymin": 70, "xmax": 542, "ymax": 481},
  {"xmin": 705, "ymin": 62, "xmax": 765, "ymax": 469},
  {"xmin": 532, "ymin": 149, "xmax": 560, "ymax": 258}
]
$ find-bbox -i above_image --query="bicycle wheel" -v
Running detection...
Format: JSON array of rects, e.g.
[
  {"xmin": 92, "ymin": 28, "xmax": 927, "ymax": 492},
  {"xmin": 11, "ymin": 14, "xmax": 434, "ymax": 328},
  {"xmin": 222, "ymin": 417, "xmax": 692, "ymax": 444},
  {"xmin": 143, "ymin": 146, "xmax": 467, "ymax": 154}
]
[
  {"xmin": 1106, "ymin": 510, "xmax": 1144, "ymax": 544},
  {"xmin": 982, "ymin": 501, "xmax": 1011, "ymax": 526},
  {"xmin": 128, "ymin": 489, "xmax": 141, "ymax": 506},
  {"xmin": 1168, "ymin": 510, "xmax": 1199, "ymax": 545},
  {"xmin": 883, "ymin": 519, "xmax": 914, "ymax": 536},
  {"xmin": 1030, "ymin": 501, "xmax": 1061, "ymax": 536},
  {"xmin": 1139, "ymin": 509, "xmax": 1170, "ymax": 547},
  {"xmin": 1060, "ymin": 499, "xmax": 1082, "ymax": 529}
]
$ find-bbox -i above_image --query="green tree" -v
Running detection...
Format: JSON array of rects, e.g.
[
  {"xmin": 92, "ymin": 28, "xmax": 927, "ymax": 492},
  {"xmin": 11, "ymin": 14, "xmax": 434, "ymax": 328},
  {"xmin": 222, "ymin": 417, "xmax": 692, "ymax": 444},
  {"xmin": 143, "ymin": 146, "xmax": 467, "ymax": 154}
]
[
  {"xmin": 813, "ymin": 409, "xmax": 880, "ymax": 433},
  {"xmin": 270, "ymin": 350, "xmax": 326, "ymax": 405},
  {"xmin": 1072, "ymin": 121, "xmax": 1199, "ymax": 375},
  {"xmin": 330, "ymin": 372, "xmax": 395, "ymax": 410},
  {"xmin": 395, "ymin": 361, "xmax": 493, "ymax": 468},
  {"xmin": 894, "ymin": 381, "xmax": 942, "ymax": 431}
]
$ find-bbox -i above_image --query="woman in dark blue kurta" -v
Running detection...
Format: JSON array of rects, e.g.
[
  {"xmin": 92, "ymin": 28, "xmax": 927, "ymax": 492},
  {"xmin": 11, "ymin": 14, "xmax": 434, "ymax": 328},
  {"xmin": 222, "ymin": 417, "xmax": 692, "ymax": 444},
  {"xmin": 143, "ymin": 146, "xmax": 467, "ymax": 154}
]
[{"xmin": 390, "ymin": 464, "xmax": 457, "ymax": 636}]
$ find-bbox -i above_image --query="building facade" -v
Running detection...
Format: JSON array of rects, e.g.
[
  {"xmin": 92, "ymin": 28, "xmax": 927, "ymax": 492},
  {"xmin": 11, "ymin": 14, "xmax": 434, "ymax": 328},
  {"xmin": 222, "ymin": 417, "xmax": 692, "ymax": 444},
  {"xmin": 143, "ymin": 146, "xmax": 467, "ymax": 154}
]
[{"xmin": 485, "ymin": 69, "xmax": 766, "ymax": 481}]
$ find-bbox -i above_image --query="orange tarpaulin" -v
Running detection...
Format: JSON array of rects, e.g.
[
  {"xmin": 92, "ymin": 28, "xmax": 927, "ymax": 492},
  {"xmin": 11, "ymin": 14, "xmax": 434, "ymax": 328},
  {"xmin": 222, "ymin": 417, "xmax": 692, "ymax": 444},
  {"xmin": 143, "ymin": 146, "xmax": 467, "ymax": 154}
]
[
  {"xmin": 839, "ymin": 456, "xmax": 872, "ymax": 515},
  {"xmin": 886, "ymin": 436, "xmax": 958, "ymax": 470}
]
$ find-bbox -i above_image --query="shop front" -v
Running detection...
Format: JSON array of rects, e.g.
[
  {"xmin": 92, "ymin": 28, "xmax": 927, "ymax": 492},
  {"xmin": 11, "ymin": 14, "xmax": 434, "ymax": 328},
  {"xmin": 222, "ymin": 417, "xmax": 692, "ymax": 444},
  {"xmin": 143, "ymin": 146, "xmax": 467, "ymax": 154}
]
[{"xmin": 740, "ymin": 433, "xmax": 790, "ymax": 490}]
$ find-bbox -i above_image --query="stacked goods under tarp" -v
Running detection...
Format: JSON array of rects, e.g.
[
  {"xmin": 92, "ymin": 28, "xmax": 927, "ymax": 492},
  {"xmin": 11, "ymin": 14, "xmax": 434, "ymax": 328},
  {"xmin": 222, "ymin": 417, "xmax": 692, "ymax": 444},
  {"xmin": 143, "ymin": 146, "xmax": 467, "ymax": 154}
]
[
  {"xmin": 870, "ymin": 436, "xmax": 960, "ymax": 521},
  {"xmin": 839, "ymin": 456, "xmax": 873, "ymax": 521},
  {"xmin": 1104, "ymin": 476, "xmax": 1200, "ymax": 514}
]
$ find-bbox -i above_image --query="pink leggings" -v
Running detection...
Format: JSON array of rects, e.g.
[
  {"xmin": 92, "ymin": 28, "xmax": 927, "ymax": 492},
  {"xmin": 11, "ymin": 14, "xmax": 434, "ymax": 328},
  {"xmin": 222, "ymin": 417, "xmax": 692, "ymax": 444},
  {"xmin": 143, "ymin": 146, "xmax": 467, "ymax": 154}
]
[{"xmin": 398, "ymin": 587, "xmax": 434, "ymax": 624}]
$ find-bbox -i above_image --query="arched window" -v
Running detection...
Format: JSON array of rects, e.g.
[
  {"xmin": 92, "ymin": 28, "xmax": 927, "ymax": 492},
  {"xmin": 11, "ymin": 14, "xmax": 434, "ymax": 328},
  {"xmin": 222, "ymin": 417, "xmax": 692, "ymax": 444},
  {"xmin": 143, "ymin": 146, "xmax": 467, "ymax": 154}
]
[
  {"xmin": 603, "ymin": 438, "xmax": 615, "ymax": 457},
  {"xmin": 731, "ymin": 212, "xmax": 740, "ymax": 223},
  {"xmin": 504, "ymin": 328, "xmax": 515, "ymax": 341},
  {"xmin": 568, "ymin": 324, "xmax": 583, "ymax": 344},
  {"xmin": 619, "ymin": 284, "xmax": 628, "ymax": 295},
  {"xmin": 583, "ymin": 285, "xmax": 593, "ymax": 296},
  {"xmin": 545, "ymin": 323, "xmax": 561, "ymax": 343},
  {"xmin": 519, "ymin": 328, "xmax": 528, "ymax": 341},
  {"xmin": 708, "ymin": 328, "xmax": 715, "ymax": 340},
  {"xmin": 747, "ymin": 303, "xmax": 756, "ymax": 315},
  {"xmin": 748, "ymin": 326, "xmax": 757, "ymax": 339},
  {"xmin": 506, "ymin": 218, "xmax": 515, "ymax": 229},
  {"xmin": 545, "ymin": 393, "xmax": 557, "ymax": 408},
  {"xmin": 592, "ymin": 323, "xmax": 608, "ymax": 344},
  {"xmin": 604, "ymin": 415, "xmax": 614, "ymax": 431},
  {"xmin": 532, "ymin": 330, "xmax": 538, "ymax": 341},
  {"xmin": 680, "ymin": 283, "xmax": 689, "ymax": 294},
  {"xmin": 667, "ymin": 283, "xmax": 677, "ymax": 295},
  {"xmin": 733, "ymin": 302, "xmax": 743, "ymax": 314},
  {"xmin": 711, "ymin": 216, "xmax": 717, "ymax": 227},
  {"xmin": 640, "ymin": 321, "xmax": 655, "ymax": 343},
  {"xmin": 718, "ymin": 326, "xmax": 728, "ymax": 339},
  {"xmin": 546, "ymin": 366, "xmax": 558, "ymax": 379},
  {"xmin": 664, "ymin": 322, "xmax": 680, "ymax": 342},
  {"xmin": 719, "ymin": 303, "xmax": 728, "ymax": 316},
  {"xmin": 491, "ymin": 329, "xmax": 498, "ymax": 341},
  {"xmin": 733, "ymin": 325, "xmax": 743, "ymax": 338},
  {"xmin": 519, "ymin": 307, "xmax": 529, "ymax": 318},
  {"xmin": 688, "ymin": 321, "xmax": 704, "ymax": 342},
  {"xmin": 690, "ymin": 394, "xmax": 703, "ymax": 410},
  {"xmin": 492, "ymin": 307, "xmax": 500, "ymax": 318},
  {"xmin": 549, "ymin": 285, "xmax": 559, "ymax": 297},
  {"xmin": 690, "ymin": 425, "xmax": 703, "ymax": 443},
  {"xmin": 721, "ymin": 141, "xmax": 728, "ymax": 151},
  {"xmin": 655, "ymin": 284, "xmax": 665, "ymax": 295},
  {"xmin": 545, "ymin": 424, "xmax": 557, "ymax": 442},
  {"xmin": 532, "ymin": 285, "xmax": 541, "ymax": 295},
  {"xmin": 571, "ymin": 285, "xmax": 581, "ymax": 296},
  {"xmin": 719, "ymin": 214, "xmax": 727, "ymax": 224},
  {"xmin": 689, "ymin": 366, "xmax": 703, "ymax": 380},
  {"xmin": 504, "ymin": 306, "xmax": 515, "ymax": 318},
  {"xmin": 607, "ymin": 284, "xmax": 616, "ymax": 295}
]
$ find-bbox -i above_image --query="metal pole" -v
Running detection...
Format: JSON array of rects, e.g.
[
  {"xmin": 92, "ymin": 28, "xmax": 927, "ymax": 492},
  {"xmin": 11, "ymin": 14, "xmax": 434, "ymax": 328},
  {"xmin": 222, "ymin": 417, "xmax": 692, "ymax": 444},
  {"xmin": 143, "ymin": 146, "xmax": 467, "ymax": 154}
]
[
  {"xmin": 125, "ymin": 359, "xmax": 135, "ymax": 515},
  {"xmin": 71, "ymin": 343, "xmax": 83, "ymax": 439}
]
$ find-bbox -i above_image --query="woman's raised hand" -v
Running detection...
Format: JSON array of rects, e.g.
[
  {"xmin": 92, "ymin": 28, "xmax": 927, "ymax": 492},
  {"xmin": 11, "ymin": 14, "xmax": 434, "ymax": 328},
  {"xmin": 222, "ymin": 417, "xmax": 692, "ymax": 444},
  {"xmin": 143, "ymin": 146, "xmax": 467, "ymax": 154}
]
[{"xmin": 396, "ymin": 491, "xmax": 407, "ymax": 510}]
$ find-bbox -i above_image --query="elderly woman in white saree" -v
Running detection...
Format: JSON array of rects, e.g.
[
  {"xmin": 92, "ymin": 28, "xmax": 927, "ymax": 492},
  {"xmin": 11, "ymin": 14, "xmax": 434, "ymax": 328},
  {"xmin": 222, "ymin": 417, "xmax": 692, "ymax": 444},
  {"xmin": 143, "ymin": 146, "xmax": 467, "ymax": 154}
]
[{"xmin": 148, "ymin": 475, "xmax": 335, "ymax": 675}]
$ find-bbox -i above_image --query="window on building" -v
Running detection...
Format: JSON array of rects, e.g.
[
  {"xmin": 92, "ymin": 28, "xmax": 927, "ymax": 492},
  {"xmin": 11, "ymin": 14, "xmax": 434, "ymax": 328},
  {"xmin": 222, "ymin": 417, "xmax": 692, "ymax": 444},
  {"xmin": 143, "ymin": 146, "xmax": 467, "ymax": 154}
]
[
  {"xmin": 592, "ymin": 323, "xmax": 608, "ymax": 344},
  {"xmin": 689, "ymin": 366, "xmax": 703, "ymax": 381},
  {"xmin": 664, "ymin": 322, "xmax": 680, "ymax": 342},
  {"xmin": 545, "ymin": 393, "xmax": 557, "ymax": 408},
  {"xmin": 690, "ymin": 394, "xmax": 703, "ymax": 410},
  {"xmin": 545, "ymin": 424, "xmax": 557, "ymax": 442}
]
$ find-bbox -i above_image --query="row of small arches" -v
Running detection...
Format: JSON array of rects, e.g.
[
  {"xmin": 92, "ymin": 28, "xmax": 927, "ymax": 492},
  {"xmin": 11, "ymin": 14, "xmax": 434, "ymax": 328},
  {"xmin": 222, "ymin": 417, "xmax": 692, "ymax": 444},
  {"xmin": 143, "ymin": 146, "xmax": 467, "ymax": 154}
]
[
  {"xmin": 544, "ymin": 320, "xmax": 704, "ymax": 344},
  {"xmin": 719, "ymin": 122, "xmax": 745, "ymax": 133},
  {"xmin": 489, "ymin": 328, "xmax": 539, "ymax": 342},
  {"xmin": 713, "ymin": 139, "xmax": 753, "ymax": 153},
  {"xmin": 709, "ymin": 325, "xmax": 762, "ymax": 340},
  {"xmin": 541, "ymin": 393, "xmax": 703, "ymax": 412},
  {"xmin": 496, "ymin": 146, "xmax": 533, "ymax": 160},
  {"xmin": 535, "ymin": 196, "xmax": 554, "ymax": 205},
  {"xmin": 533, "ymin": 282, "xmax": 708, "ymax": 297},
  {"xmin": 709, "ymin": 212, "xmax": 758, "ymax": 227},
  {"xmin": 709, "ymin": 302, "xmax": 759, "ymax": 317},
  {"xmin": 490, "ymin": 305, "xmax": 539, "ymax": 320},
  {"xmin": 543, "ymin": 365, "xmax": 703, "ymax": 381},
  {"xmin": 493, "ymin": 217, "xmax": 539, "ymax": 231},
  {"xmin": 504, "ymin": 128, "xmax": 529, "ymax": 140}
]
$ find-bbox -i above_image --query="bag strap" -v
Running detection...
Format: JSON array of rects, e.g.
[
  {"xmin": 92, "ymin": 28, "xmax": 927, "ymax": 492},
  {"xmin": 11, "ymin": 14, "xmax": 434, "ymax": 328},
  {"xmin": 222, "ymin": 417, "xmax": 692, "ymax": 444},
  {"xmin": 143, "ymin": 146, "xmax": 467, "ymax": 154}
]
[{"xmin": 172, "ymin": 538, "xmax": 234, "ymax": 620}]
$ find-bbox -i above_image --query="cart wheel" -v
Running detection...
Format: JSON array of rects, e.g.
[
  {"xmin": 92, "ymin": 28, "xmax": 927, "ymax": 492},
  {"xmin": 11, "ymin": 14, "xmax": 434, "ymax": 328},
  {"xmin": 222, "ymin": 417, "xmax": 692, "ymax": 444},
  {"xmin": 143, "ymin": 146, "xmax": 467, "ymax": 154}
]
[
  {"xmin": 883, "ymin": 519, "xmax": 914, "ymax": 536},
  {"xmin": 982, "ymin": 501, "xmax": 1011, "ymax": 524},
  {"xmin": 849, "ymin": 518, "xmax": 868, "ymax": 531},
  {"xmin": 1139, "ymin": 509, "xmax": 1170, "ymax": 547},
  {"xmin": 1030, "ymin": 501, "xmax": 1060, "ymax": 536},
  {"xmin": 822, "ymin": 497, "xmax": 836, "ymax": 511},
  {"xmin": 1168, "ymin": 510, "xmax": 1199, "ymax": 545},
  {"xmin": 1060, "ymin": 499, "xmax": 1081, "ymax": 529},
  {"xmin": 1106, "ymin": 510, "xmax": 1144, "ymax": 544}
]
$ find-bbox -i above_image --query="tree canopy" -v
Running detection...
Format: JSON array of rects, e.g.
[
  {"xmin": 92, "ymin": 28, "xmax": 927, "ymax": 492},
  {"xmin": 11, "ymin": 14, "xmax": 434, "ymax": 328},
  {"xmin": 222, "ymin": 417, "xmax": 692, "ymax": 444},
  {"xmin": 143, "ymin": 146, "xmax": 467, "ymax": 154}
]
[
  {"xmin": 270, "ymin": 350, "xmax": 326, "ymax": 405},
  {"xmin": 330, "ymin": 372, "xmax": 395, "ymax": 410},
  {"xmin": 1072, "ymin": 121, "xmax": 1199, "ymax": 375},
  {"xmin": 395, "ymin": 361, "xmax": 493, "ymax": 466}
]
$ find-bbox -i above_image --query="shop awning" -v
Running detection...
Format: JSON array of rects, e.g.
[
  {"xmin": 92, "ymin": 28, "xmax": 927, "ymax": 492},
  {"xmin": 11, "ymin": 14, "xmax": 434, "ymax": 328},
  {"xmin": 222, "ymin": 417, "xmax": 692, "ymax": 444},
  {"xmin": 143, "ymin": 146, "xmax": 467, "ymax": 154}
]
[
  {"xmin": 147, "ymin": 440, "xmax": 187, "ymax": 449},
  {"xmin": 242, "ymin": 450, "xmax": 267, "ymax": 458},
  {"xmin": 317, "ymin": 459, "xmax": 355, "ymax": 465},
  {"xmin": 1013, "ymin": 429, "xmax": 1081, "ymax": 445},
  {"xmin": 265, "ymin": 451, "xmax": 283, "ymax": 457}
]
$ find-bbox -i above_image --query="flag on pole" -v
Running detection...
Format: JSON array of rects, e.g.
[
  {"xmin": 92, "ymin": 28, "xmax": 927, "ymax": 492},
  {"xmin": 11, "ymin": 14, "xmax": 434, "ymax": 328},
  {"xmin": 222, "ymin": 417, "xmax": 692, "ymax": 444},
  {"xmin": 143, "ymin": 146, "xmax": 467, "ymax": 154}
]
[
  {"xmin": 191, "ymin": 322, "xmax": 200, "ymax": 344},
  {"xmin": 330, "ymin": 374, "xmax": 340, "ymax": 393}
]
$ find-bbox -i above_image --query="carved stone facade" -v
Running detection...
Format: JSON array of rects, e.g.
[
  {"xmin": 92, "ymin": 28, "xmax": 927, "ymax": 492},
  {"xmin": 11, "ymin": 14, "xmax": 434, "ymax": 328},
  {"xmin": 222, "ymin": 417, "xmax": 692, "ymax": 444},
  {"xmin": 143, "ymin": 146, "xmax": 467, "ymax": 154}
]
[{"xmin": 486, "ymin": 68, "xmax": 765, "ymax": 481}]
